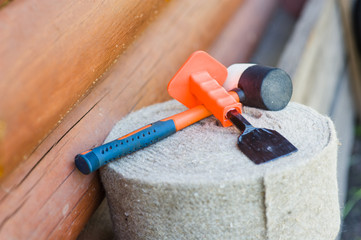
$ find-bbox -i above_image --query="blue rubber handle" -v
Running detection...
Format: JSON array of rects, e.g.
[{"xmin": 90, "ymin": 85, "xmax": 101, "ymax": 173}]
[{"xmin": 75, "ymin": 119, "xmax": 176, "ymax": 174}]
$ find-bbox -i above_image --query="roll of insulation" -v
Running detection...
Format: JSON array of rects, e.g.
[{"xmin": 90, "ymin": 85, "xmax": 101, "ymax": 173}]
[{"xmin": 100, "ymin": 100, "xmax": 340, "ymax": 240}]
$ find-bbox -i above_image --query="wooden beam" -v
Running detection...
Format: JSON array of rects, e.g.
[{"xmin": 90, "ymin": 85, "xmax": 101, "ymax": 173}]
[
  {"xmin": 0, "ymin": 0, "xmax": 169, "ymax": 180},
  {"xmin": 0, "ymin": 0, "xmax": 245, "ymax": 239}
]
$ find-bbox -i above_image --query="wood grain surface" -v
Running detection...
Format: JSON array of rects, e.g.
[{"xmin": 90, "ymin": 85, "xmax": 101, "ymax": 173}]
[
  {"xmin": 0, "ymin": 0, "xmax": 169, "ymax": 181},
  {"xmin": 0, "ymin": 0, "xmax": 245, "ymax": 239}
]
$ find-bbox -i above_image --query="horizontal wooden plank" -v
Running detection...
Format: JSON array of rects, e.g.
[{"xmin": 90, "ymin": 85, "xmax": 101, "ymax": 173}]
[
  {"xmin": 0, "ymin": 0, "xmax": 169, "ymax": 180},
  {"xmin": 48, "ymin": 175, "xmax": 105, "ymax": 239},
  {"xmin": 0, "ymin": 0, "xmax": 245, "ymax": 239}
]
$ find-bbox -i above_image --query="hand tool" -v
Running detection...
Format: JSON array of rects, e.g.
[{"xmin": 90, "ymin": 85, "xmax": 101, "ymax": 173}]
[
  {"xmin": 168, "ymin": 51, "xmax": 297, "ymax": 163},
  {"xmin": 75, "ymin": 51, "xmax": 296, "ymax": 175},
  {"xmin": 226, "ymin": 109, "xmax": 297, "ymax": 164}
]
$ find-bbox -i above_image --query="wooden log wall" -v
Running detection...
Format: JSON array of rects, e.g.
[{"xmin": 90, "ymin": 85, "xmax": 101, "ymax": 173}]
[
  {"xmin": 0, "ymin": 0, "xmax": 169, "ymax": 180},
  {"xmin": 0, "ymin": 0, "xmax": 256, "ymax": 239}
]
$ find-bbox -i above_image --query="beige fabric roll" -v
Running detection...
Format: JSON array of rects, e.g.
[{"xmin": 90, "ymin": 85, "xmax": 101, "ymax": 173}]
[{"xmin": 100, "ymin": 100, "xmax": 340, "ymax": 240}]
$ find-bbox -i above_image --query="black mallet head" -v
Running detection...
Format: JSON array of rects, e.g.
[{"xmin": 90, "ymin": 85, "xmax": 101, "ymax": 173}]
[{"xmin": 225, "ymin": 64, "xmax": 293, "ymax": 111}]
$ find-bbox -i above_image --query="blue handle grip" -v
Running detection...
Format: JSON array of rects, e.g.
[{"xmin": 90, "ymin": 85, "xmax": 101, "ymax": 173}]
[{"xmin": 75, "ymin": 119, "xmax": 176, "ymax": 174}]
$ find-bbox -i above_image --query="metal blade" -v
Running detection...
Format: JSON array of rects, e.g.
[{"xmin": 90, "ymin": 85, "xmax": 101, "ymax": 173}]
[
  {"xmin": 237, "ymin": 128, "xmax": 297, "ymax": 164},
  {"xmin": 226, "ymin": 109, "xmax": 297, "ymax": 164}
]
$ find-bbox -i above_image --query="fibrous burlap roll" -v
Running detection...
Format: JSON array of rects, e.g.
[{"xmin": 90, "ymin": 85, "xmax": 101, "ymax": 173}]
[{"xmin": 100, "ymin": 100, "xmax": 340, "ymax": 240}]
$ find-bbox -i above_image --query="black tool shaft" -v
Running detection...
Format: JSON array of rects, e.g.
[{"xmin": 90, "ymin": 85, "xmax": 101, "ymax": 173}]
[{"xmin": 226, "ymin": 109, "xmax": 252, "ymax": 134}]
